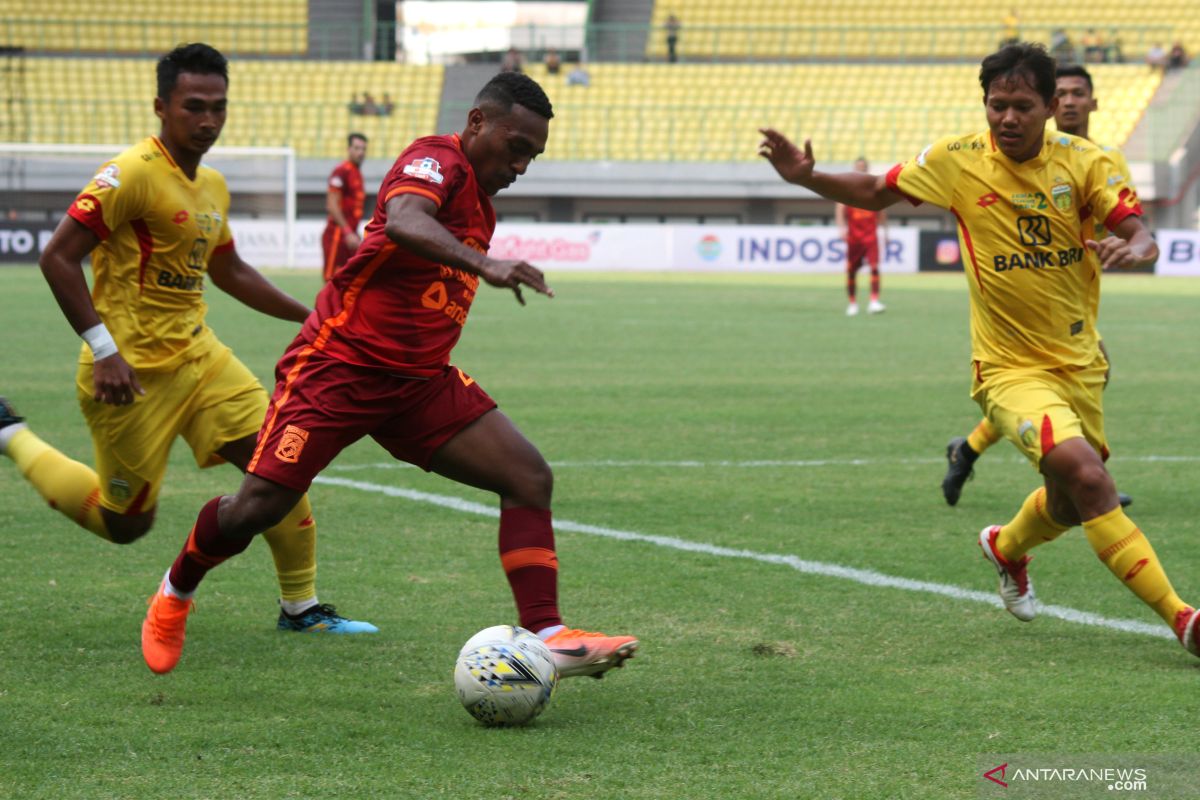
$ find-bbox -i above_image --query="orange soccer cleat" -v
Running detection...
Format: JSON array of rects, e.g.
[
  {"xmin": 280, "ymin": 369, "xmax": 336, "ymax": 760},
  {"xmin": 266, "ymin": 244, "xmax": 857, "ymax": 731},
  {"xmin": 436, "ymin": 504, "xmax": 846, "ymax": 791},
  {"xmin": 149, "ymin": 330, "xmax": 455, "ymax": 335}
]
[
  {"xmin": 141, "ymin": 587, "xmax": 194, "ymax": 674},
  {"xmin": 542, "ymin": 627, "xmax": 639, "ymax": 679}
]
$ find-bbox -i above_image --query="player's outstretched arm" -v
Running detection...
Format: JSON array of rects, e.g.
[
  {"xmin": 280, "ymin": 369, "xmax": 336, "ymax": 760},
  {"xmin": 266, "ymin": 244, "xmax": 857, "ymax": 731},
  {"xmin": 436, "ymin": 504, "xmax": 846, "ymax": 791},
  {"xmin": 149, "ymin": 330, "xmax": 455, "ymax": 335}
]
[
  {"xmin": 384, "ymin": 194, "xmax": 554, "ymax": 305},
  {"xmin": 1086, "ymin": 216, "xmax": 1158, "ymax": 271},
  {"xmin": 758, "ymin": 128, "xmax": 901, "ymax": 211},
  {"xmin": 207, "ymin": 245, "xmax": 311, "ymax": 323},
  {"xmin": 39, "ymin": 216, "xmax": 144, "ymax": 405}
]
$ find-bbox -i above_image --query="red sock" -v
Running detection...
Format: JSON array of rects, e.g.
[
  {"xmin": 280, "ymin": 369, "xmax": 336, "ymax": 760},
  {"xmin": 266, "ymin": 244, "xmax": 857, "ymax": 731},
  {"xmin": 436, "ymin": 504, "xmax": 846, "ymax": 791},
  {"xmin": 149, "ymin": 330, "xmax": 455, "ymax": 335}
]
[
  {"xmin": 168, "ymin": 496, "xmax": 254, "ymax": 593},
  {"xmin": 499, "ymin": 507, "xmax": 562, "ymax": 632}
]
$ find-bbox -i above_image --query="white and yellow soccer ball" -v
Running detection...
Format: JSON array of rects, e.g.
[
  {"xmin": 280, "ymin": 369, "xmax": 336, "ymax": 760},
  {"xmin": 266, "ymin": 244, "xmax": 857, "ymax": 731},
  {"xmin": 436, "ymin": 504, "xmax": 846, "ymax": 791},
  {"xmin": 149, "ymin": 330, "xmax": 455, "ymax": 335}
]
[{"xmin": 454, "ymin": 625, "xmax": 558, "ymax": 726}]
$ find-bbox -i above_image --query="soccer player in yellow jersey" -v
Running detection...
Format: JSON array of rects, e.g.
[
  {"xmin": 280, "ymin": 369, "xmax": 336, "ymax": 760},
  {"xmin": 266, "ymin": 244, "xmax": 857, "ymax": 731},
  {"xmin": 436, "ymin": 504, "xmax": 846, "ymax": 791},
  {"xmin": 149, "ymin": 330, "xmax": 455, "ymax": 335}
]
[
  {"xmin": 0, "ymin": 43, "xmax": 375, "ymax": 634},
  {"xmin": 941, "ymin": 64, "xmax": 1135, "ymax": 508},
  {"xmin": 759, "ymin": 43, "xmax": 1200, "ymax": 660}
]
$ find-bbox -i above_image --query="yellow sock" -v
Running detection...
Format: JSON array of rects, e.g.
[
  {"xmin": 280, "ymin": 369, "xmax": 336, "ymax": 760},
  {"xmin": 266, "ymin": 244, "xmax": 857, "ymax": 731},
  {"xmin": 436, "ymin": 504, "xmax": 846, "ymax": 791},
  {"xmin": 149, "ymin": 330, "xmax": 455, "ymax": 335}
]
[
  {"xmin": 262, "ymin": 493, "xmax": 318, "ymax": 603},
  {"xmin": 995, "ymin": 487, "xmax": 1070, "ymax": 561},
  {"xmin": 6, "ymin": 428, "xmax": 110, "ymax": 541},
  {"xmin": 966, "ymin": 417, "xmax": 1003, "ymax": 455},
  {"xmin": 1083, "ymin": 507, "xmax": 1187, "ymax": 627}
]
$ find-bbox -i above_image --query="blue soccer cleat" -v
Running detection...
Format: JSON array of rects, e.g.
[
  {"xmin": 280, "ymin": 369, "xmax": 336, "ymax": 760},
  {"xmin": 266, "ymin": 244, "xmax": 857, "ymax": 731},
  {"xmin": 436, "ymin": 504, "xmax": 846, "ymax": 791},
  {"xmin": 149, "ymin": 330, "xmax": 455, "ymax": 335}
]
[{"xmin": 277, "ymin": 603, "xmax": 379, "ymax": 634}]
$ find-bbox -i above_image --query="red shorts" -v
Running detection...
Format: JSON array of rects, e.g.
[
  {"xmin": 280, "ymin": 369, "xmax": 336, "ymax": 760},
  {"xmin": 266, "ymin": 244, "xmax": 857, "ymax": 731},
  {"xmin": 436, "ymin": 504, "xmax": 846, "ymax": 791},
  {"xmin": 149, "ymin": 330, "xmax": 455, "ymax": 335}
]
[
  {"xmin": 321, "ymin": 222, "xmax": 357, "ymax": 282},
  {"xmin": 247, "ymin": 345, "xmax": 497, "ymax": 492},
  {"xmin": 846, "ymin": 239, "xmax": 879, "ymax": 270}
]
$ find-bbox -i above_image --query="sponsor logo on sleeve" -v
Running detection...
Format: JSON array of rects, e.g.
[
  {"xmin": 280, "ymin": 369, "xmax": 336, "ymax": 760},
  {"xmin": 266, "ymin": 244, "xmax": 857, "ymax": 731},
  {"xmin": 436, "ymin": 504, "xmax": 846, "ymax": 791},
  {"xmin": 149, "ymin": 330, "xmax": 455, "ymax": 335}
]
[
  {"xmin": 916, "ymin": 144, "xmax": 932, "ymax": 167},
  {"xmin": 402, "ymin": 157, "xmax": 445, "ymax": 184},
  {"xmin": 75, "ymin": 197, "xmax": 96, "ymax": 213},
  {"xmin": 329, "ymin": 175, "xmax": 344, "ymax": 188},
  {"xmin": 93, "ymin": 164, "xmax": 121, "ymax": 189}
]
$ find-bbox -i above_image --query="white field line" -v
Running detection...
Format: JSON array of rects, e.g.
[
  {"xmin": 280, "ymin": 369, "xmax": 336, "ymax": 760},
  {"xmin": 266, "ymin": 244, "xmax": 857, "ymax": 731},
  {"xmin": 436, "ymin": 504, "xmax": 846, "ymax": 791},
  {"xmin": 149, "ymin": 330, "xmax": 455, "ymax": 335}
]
[
  {"xmin": 312, "ymin": 475, "xmax": 1174, "ymax": 642},
  {"xmin": 323, "ymin": 454, "xmax": 1200, "ymax": 472}
]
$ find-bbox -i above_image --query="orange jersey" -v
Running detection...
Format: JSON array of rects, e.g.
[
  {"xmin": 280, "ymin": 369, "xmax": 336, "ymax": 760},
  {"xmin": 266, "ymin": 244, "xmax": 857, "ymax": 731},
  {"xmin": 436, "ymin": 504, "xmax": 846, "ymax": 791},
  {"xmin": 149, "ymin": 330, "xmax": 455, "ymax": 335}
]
[
  {"xmin": 327, "ymin": 160, "xmax": 365, "ymax": 229},
  {"xmin": 844, "ymin": 206, "xmax": 879, "ymax": 243},
  {"xmin": 66, "ymin": 136, "xmax": 234, "ymax": 370}
]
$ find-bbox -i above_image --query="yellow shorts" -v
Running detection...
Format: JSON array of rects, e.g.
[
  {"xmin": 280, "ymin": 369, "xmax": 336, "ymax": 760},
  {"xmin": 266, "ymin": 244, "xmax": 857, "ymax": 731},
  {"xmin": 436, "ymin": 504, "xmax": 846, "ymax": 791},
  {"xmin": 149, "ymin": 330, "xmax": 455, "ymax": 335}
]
[
  {"xmin": 970, "ymin": 355, "xmax": 1109, "ymax": 471},
  {"xmin": 76, "ymin": 342, "xmax": 268, "ymax": 514}
]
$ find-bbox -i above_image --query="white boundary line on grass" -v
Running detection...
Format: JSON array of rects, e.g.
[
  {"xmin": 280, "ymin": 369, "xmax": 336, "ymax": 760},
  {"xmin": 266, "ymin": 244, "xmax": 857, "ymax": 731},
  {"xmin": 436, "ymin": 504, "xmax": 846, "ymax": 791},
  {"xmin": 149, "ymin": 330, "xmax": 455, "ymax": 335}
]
[
  {"xmin": 324, "ymin": 454, "xmax": 1200, "ymax": 472},
  {"xmin": 312, "ymin": 475, "xmax": 1175, "ymax": 642}
]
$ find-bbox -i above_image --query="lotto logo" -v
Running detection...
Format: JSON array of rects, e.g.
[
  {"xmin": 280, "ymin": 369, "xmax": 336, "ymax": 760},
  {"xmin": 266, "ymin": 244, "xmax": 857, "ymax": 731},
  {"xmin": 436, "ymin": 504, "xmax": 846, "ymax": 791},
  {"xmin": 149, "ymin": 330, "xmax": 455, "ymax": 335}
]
[
  {"xmin": 275, "ymin": 424, "xmax": 309, "ymax": 463},
  {"xmin": 76, "ymin": 197, "xmax": 96, "ymax": 212}
]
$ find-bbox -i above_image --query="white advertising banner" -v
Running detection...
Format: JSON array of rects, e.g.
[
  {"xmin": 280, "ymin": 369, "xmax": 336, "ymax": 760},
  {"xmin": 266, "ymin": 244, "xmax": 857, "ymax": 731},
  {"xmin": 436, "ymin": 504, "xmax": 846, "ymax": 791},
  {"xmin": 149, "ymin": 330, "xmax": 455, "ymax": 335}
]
[
  {"xmin": 230, "ymin": 219, "xmax": 325, "ymax": 269},
  {"xmin": 1155, "ymin": 230, "xmax": 1200, "ymax": 277},
  {"xmin": 229, "ymin": 220, "xmax": 920, "ymax": 273},
  {"xmin": 489, "ymin": 223, "xmax": 670, "ymax": 271},
  {"xmin": 672, "ymin": 225, "xmax": 920, "ymax": 273}
]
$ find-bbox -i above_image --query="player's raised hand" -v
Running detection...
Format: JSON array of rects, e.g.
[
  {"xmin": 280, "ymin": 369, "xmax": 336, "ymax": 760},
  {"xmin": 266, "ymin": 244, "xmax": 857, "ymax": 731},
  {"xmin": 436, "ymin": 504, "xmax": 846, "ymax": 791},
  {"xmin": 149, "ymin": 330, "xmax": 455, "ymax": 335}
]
[
  {"xmin": 92, "ymin": 352, "xmax": 145, "ymax": 405},
  {"xmin": 759, "ymin": 128, "xmax": 815, "ymax": 185},
  {"xmin": 1086, "ymin": 237, "xmax": 1136, "ymax": 271},
  {"xmin": 480, "ymin": 258, "xmax": 555, "ymax": 305}
]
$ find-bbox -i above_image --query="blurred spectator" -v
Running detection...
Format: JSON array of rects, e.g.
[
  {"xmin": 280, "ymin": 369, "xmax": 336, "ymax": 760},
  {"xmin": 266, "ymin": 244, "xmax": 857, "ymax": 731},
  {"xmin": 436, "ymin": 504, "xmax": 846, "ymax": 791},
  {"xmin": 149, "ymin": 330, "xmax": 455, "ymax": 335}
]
[
  {"xmin": 567, "ymin": 63, "xmax": 590, "ymax": 86},
  {"xmin": 380, "ymin": 93, "xmax": 395, "ymax": 116},
  {"xmin": 544, "ymin": 48, "xmax": 561, "ymax": 75},
  {"xmin": 1146, "ymin": 42, "xmax": 1168, "ymax": 70},
  {"xmin": 665, "ymin": 13, "xmax": 681, "ymax": 63},
  {"xmin": 1082, "ymin": 28, "xmax": 1106, "ymax": 63},
  {"xmin": 501, "ymin": 46, "xmax": 524, "ymax": 73},
  {"xmin": 348, "ymin": 93, "xmax": 364, "ymax": 115},
  {"xmin": 362, "ymin": 92, "xmax": 379, "ymax": 116},
  {"xmin": 1169, "ymin": 41, "xmax": 1189, "ymax": 70},
  {"xmin": 1000, "ymin": 8, "xmax": 1019, "ymax": 47},
  {"xmin": 1107, "ymin": 28, "xmax": 1124, "ymax": 63},
  {"xmin": 1050, "ymin": 29, "xmax": 1075, "ymax": 65}
]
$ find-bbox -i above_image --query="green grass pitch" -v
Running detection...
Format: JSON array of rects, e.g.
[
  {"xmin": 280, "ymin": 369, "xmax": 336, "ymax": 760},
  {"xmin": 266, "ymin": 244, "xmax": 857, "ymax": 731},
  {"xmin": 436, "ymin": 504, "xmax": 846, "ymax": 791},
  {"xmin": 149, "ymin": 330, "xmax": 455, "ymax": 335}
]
[{"xmin": 1, "ymin": 266, "xmax": 1198, "ymax": 799}]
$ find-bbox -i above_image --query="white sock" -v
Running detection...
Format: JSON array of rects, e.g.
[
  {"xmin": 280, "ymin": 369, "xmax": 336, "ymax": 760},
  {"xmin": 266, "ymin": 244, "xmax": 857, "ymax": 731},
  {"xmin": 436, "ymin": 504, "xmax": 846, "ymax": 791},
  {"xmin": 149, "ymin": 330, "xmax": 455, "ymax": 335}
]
[
  {"xmin": 537, "ymin": 624, "xmax": 565, "ymax": 640},
  {"xmin": 279, "ymin": 597, "xmax": 318, "ymax": 617},
  {"xmin": 0, "ymin": 421, "xmax": 28, "ymax": 454},
  {"xmin": 161, "ymin": 569, "xmax": 194, "ymax": 601}
]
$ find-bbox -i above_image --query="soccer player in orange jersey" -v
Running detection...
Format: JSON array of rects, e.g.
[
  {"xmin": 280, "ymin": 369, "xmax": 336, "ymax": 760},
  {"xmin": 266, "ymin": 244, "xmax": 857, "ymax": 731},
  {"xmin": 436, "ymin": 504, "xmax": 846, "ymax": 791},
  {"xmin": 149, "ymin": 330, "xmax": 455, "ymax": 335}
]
[
  {"xmin": 321, "ymin": 132, "xmax": 367, "ymax": 283},
  {"xmin": 760, "ymin": 44, "xmax": 1200, "ymax": 661},
  {"xmin": 0, "ymin": 43, "xmax": 374, "ymax": 634},
  {"xmin": 141, "ymin": 72, "xmax": 638, "ymax": 678},
  {"xmin": 835, "ymin": 157, "xmax": 888, "ymax": 316},
  {"xmin": 941, "ymin": 65, "xmax": 1134, "ymax": 508}
]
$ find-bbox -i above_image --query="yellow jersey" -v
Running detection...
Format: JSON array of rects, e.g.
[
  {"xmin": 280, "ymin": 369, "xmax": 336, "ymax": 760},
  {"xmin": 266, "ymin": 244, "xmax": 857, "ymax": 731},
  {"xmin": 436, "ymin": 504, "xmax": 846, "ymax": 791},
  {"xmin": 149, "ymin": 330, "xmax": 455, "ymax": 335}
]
[
  {"xmin": 886, "ymin": 130, "xmax": 1141, "ymax": 369},
  {"xmin": 66, "ymin": 136, "xmax": 234, "ymax": 370}
]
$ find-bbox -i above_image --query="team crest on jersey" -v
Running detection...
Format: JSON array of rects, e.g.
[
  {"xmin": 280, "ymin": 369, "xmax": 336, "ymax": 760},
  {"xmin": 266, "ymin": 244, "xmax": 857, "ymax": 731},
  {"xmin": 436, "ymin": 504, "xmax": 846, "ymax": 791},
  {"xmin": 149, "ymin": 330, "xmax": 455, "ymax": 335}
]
[
  {"xmin": 1018, "ymin": 420, "xmax": 1037, "ymax": 448},
  {"xmin": 93, "ymin": 164, "xmax": 121, "ymax": 189},
  {"xmin": 275, "ymin": 424, "xmax": 310, "ymax": 464},
  {"xmin": 402, "ymin": 156, "xmax": 444, "ymax": 184},
  {"xmin": 1051, "ymin": 182, "xmax": 1072, "ymax": 210},
  {"xmin": 108, "ymin": 477, "xmax": 131, "ymax": 501}
]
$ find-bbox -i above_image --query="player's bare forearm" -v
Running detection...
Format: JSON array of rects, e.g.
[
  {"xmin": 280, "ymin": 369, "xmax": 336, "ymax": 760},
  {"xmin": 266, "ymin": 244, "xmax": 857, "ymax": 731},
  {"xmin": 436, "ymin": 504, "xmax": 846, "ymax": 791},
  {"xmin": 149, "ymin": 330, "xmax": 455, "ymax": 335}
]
[
  {"xmin": 804, "ymin": 171, "xmax": 900, "ymax": 211},
  {"xmin": 1088, "ymin": 217, "xmax": 1158, "ymax": 270},
  {"xmin": 39, "ymin": 216, "xmax": 104, "ymax": 334},
  {"xmin": 208, "ymin": 251, "xmax": 310, "ymax": 323},
  {"xmin": 384, "ymin": 195, "xmax": 488, "ymax": 274}
]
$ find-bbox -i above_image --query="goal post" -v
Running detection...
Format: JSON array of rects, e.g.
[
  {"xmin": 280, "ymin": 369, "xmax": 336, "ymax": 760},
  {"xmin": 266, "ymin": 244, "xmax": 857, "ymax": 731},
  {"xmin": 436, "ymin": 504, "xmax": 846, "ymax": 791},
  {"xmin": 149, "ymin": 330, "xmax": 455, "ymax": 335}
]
[{"xmin": 0, "ymin": 142, "xmax": 298, "ymax": 268}]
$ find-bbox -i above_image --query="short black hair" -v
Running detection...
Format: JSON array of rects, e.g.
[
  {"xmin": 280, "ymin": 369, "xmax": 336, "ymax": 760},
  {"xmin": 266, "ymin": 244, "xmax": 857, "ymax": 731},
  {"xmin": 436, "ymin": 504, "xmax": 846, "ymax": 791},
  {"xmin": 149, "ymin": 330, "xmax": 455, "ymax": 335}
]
[
  {"xmin": 348, "ymin": 132, "xmax": 368, "ymax": 146},
  {"xmin": 1055, "ymin": 64, "xmax": 1094, "ymax": 93},
  {"xmin": 157, "ymin": 43, "xmax": 228, "ymax": 101},
  {"xmin": 474, "ymin": 72, "xmax": 554, "ymax": 120},
  {"xmin": 979, "ymin": 43, "xmax": 1057, "ymax": 104}
]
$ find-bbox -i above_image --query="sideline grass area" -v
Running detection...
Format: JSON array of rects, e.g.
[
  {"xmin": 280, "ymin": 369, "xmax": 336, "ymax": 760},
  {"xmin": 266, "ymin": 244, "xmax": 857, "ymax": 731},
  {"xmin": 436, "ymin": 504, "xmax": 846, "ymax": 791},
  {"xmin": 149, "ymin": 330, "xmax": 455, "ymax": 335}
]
[{"xmin": 1, "ymin": 267, "xmax": 1198, "ymax": 799}]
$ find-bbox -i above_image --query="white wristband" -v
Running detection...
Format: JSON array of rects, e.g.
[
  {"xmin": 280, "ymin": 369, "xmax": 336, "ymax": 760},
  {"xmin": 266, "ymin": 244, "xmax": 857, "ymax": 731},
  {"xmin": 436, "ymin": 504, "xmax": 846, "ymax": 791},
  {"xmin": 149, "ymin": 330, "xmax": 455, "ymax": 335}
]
[{"xmin": 81, "ymin": 323, "xmax": 118, "ymax": 360}]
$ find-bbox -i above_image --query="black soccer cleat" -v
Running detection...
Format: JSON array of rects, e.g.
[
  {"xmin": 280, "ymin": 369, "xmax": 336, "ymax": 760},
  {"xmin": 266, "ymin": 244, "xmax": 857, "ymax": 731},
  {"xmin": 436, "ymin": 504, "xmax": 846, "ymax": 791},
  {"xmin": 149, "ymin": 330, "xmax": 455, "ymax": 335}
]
[
  {"xmin": 0, "ymin": 396, "xmax": 25, "ymax": 431},
  {"xmin": 942, "ymin": 436, "xmax": 977, "ymax": 507},
  {"xmin": 1118, "ymin": 492, "xmax": 1133, "ymax": 509}
]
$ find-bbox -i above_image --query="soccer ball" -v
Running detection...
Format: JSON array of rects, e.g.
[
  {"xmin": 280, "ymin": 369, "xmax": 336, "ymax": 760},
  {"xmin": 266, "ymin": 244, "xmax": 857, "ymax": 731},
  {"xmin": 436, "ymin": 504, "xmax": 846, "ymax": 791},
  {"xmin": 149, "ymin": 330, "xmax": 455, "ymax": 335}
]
[{"xmin": 454, "ymin": 625, "xmax": 558, "ymax": 726}]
